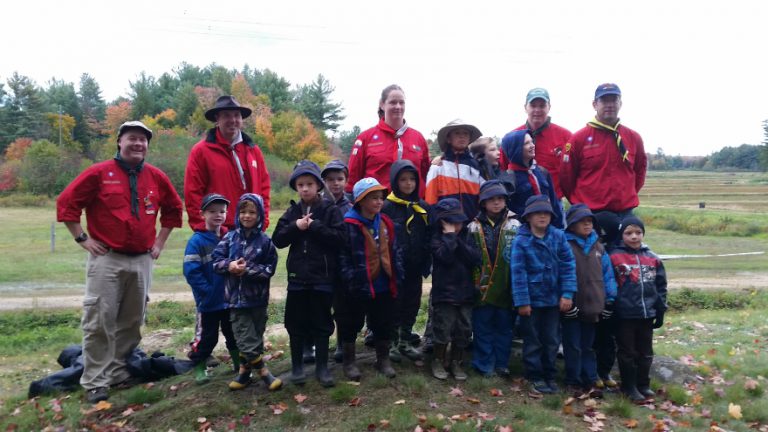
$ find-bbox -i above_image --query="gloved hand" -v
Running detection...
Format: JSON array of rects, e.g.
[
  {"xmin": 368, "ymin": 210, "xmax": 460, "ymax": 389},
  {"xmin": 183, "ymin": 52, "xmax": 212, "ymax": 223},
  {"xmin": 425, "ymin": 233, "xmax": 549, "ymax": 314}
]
[
  {"xmin": 601, "ymin": 302, "xmax": 615, "ymax": 320},
  {"xmin": 563, "ymin": 305, "xmax": 579, "ymax": 319},
  {"xmin": 652, "ymin": 312, "xmax": 665, "ymax": 329}
]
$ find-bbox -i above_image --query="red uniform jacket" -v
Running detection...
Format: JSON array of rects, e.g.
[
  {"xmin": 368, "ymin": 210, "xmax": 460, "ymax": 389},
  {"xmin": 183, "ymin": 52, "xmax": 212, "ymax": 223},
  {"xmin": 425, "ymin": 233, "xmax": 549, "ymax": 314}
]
[
  {"xmin": 184, "ymin": 128, "xmax": 271, "ymax": 231},
  {"xmin": 57, "ymin": 159, "xmax": 183, "ymax": 253},
  {"xmin": 559, "ymin": 123, "xmax": 647, "ymax": 213},
  {"xmin": 346, "ymin": 119, "xmax": 430, "ymax": 197}
]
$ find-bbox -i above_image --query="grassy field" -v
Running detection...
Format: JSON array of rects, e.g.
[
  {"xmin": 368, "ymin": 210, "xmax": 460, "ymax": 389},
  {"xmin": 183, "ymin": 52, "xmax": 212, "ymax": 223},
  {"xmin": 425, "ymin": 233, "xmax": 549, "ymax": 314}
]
[
  {"xmin": 3, "ymin": 294, "xmax": 768, "ymax": 431},
  {"xmin": 1, "ymin": 171, "xmax": 765, "ymax": 298}
]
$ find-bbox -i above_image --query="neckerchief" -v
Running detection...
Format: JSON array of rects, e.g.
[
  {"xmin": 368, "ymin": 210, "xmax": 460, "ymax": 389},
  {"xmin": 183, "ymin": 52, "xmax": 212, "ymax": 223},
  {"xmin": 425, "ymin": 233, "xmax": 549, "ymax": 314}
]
[
  {"xmin": 508, "ymin": 160, "xmax": 541, "ymax": 196},
  {"xmin": 114, "ymin": 153, "xmax": 144, "ymax": 219},
  {"xmin": 587, "ymin": 117, "xmax": 629, "ymax": 164},
  {"xmin": 394, "ymin": 121, "xmax": 409, "ymax": 160},
  {"xmin": 526, "ymin": 117, "xmax": 551, "ymax": 142},
  {"xmin": 386, "ymin": 192, "xmax": 428, "ymax": 233}
]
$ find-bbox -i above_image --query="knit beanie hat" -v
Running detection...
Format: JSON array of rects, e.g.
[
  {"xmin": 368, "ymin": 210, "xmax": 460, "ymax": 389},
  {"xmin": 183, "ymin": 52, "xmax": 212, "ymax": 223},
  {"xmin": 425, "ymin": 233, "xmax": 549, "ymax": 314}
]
[
  {"xmin": 478, "ymin": 180, "xmax": 508, "ymax": 203},
  {"xmin": 521, "ymin": 195, "xmax": 554, "ymax": 220},
  {"xmin": 619, "ymin": 215, "xmax": 645, "ymax": 236},
  {"xmin": 431, "ymin": 197, "xmax": 467, "ymax": 224},
  {"xmin": 352, "ymin": 177, "xmax": 387, "ymax": 204},
  {"xmin": 289, "ymin": 160, "xmax": 324, "ymax": 191},
  {"xmin": 565, "ymin": 204, "xmax": 596, "ymax": 230},
  {"xmin": 594, "ymin": 211, "xmax": 621, "ymax": 245},
  {"xmin": 321, "ymin": 159, "xmax": 349, "ymax": 179}
]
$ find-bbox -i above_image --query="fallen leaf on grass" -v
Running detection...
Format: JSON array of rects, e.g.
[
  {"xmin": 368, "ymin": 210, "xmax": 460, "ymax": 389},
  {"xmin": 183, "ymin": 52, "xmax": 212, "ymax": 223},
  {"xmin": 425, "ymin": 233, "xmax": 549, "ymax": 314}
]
[
  {"xmin": 449, "ymin": 387, "xmax": 463, "ymax": 397},
  {"xmin": 240, "ymin": 414, "xmax": 251, "ymax": 425},
  {"xmin": 692, "ymin": 394, "xmax": 703, "ymax": 405},
  {"xmin": 94, "ymin": 400, "xmax": 112, "ymax": 411},
  {"xmin": 298, "ymin": 406, "xmax": 311, "ymax": 414},
  {"xmin": 562, "ymin": 404, "xmax": 573, "ymax": 415},
  {"xmin": 394, "ymin": 399, "xmax": 406, "ymax": 405},
  {"xmin": 413, "ymin": 426, "xmax": 423, "ymax": 432},
  {"xmin": 11, "ymin": 407, "xmax": 21, "ymax": 416},
  {"xmin": 349, "ymin": 397, "xmax": 362, "ymax": 407},
  {"xmin": 345, "ymin": 381, "xmax": 361, "ymax": 386},
  {"xmin": 450, "ymin": 413, "xmax": 470, "ymax": 421},
  {"xmin": 728, "ymin": 403, "xmax": 742, "ymax": 419},
  {"xmin": 583, "ymin": 398, "xmax": 598, "ymax": 408},
  {"xmin": 744, "ymin": 378, "xmax": 760, "ymax": 390},
  {"xmin": 198, "ymin": 421, "xmax": 212, "ymax": 432},
  {"xmin": 379, "ymin": 419, "xmax": 391, "ymax": 428},
  {"xmin": 417, "ymin": 414, "xmax": 427, "ymax": 423},
  {"xmin": 489, "ymin": 388, "xmax": 503, "ymax": 397},
  {"xmin": 623, "ymin": 419, "xmax": 639, "ymax": 428},
  {"xmin": 527, "ymin": 391, "xmax": 543, "ymax": 399},
  {"xmin": 564, "ymin": 397, "xmax": 575, "ymax": 406},
  {"xmin": 467, "ymin": 397, "xmax": 481, "ymax": 404},
  {"xmin": 121, "ymin": 407, "xmax": 135, "ymax": 417},
  {"xmin": 429, "ymin": 401, "xmax": 438, "ymax": 409},
  {"xmin": 477, "ymin": 412, "xmax": 495, "ymax": 421},
  {"xmin": 294, "ymin": 394, "xmax": 308, "ymax": 404},
  {"xmin": 263, "ymin": 350, "xmax": 284, "ymax": 361},
  {"xmin": 497, "ymin": 426, "xmax": 514, "ymax": 432},
  {"xmin": 700, "ymin": 408, "xmax": 711, "ymax": 418},
  {"xmin": 270, "ymin": 402, "xmax": 288, "ymax": 415},
  {"xmin": 197, "ymin": 417, "xmax": 207, "ymax": 423}
]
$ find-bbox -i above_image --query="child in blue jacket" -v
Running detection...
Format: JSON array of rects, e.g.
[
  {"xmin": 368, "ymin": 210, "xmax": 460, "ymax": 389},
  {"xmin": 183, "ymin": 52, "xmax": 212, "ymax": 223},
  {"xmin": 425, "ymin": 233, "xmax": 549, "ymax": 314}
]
[
  {"xmin": 212, "ymin": 193, "xmax": 281, "ymax": 392},
  {"xmin": 511, "ymin": 195, "xmax": 576, "ymax": 394},
  {"xmin": 183, "ymin": 193, "xmax": 239, "ymax": 384}
]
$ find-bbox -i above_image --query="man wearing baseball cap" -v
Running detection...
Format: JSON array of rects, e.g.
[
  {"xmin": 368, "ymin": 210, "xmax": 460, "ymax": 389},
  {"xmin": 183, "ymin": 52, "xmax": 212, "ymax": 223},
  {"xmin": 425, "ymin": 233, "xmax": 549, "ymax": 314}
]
[
  {"xmin": 499, "ymin": 88, "xmax": 572, "ymax": 198},
  {"xmin": 57, "ymin": 120, "xmax": 183, "ymax": 403},
  {"xmin": 559, "ymin": 84, "xmax": 647, "ymax": 216},
  {"xmin": 184, "ymin": 95, "xmax": 272, "ymax": 232}
]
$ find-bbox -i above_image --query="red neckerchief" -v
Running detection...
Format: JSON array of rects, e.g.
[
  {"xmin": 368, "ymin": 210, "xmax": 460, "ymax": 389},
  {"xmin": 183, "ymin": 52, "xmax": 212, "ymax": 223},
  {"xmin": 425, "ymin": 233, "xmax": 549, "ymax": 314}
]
[{"xmin": 508, "ymin": 161, "xmax": 541, "ymax": 195}]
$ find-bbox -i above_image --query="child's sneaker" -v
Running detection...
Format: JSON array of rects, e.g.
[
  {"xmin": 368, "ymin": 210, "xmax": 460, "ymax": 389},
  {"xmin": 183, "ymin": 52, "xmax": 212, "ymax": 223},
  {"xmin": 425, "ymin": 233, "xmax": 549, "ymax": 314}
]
[
  {"xmin": 532, "ymin": 380, "xmax": 554, "ymax": 394},
  {"xmin": 602, "ymin": 375, "xmax": 618, "ymax": 388},
  {"xmin": 546, "ymin": 380, "xmax": 559, "ymax": 393},
  {"xmin": 594, "ymin": 378, "xmax": 605, "ymax": 389},
  {"xmin": 494, "ymin": 367, "xmax": 511, "ymax": 378}
]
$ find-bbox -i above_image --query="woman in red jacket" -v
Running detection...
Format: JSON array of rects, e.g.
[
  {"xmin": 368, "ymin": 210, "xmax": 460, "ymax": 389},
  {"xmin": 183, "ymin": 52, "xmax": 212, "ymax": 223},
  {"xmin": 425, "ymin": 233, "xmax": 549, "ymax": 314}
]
[{"xmin": 346, "ymin": 85, "xmax": 431, "ymax": 197}]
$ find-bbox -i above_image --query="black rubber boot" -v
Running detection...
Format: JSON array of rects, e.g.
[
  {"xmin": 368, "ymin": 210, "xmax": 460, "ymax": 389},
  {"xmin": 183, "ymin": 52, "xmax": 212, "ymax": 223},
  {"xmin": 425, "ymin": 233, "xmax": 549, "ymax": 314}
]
[
  {"xmin": 228, "ymin": 349, "xmax": 240, "ymax": 373},
  {"xmin": 302, "ymin": 340, "xmax": 316, "ymax": 364},
  {"xmin": 636, "ymin": 355, "xmax": 655, "ymax": 399},
  {"xmin": 618, "ymin": 360, "xmax": 644, "ymax": 403},
  {"xmin": 314, "ymin": 337, "xmax": 335, "ymax": 388},
  {"xmin": 333, "ymin": 342, "xmax": 343, "ymax": 363},
  {"xmin": 375, "ymin": 340, "xmax": 396, "ymax": 378},
  {"xmin": 289, "ymin": 337, "xmax": 306, "ymax": 385},
  {"xmin": 342, "ymin": 342, "xmax": 361, "ymax": 381}
]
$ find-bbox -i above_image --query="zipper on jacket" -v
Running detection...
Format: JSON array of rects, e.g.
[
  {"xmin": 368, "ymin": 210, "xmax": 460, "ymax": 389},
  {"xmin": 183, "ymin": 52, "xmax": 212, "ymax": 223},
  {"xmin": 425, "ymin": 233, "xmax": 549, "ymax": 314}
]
[{"xmin": 636, "ymin": 254, "xmax": 647, "ymax": 318}]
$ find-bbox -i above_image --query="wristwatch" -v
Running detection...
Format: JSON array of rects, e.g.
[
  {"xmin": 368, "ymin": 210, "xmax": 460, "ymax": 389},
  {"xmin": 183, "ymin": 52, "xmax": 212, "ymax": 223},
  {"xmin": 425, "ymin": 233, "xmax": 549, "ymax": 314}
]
[{"xmin": 75, "ymin": 232, "xmax": 89, "ymax": 243}]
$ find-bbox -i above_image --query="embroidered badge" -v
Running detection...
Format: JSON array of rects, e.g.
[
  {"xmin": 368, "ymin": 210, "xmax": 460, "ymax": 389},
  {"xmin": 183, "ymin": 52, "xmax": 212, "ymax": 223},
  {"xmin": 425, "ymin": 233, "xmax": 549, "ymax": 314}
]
[
  {"xmin": 251, "ymin": 160, "xmax": 258, "ymax": 169},
  {"xmin": 352, "ymin": 148, "xmax": 359, "ymax": 155},
  {"xmin": 108, "ymin": 172, "xmax": 114, "ymax": 177},
  {"xmin": 144, "ymin": 196, "xmax": 156, "ymax": 214},
  {"xmin": 354, "ymin": 139, "xmax": 363, "ymax": 147},
  {"xmin": 563, "ymin": 155, "xmax": 570, "ymax": 163},
  {"xmin": 564, "ymin": 143, "xmax": 571, "ymax": 153},
  {"xmin": 413, "ymin": 145, "xmax": 421, "ymax": 151},
  {"xmin": 373, "ymin": 135, "xmax": 379, "ymax": 140}
]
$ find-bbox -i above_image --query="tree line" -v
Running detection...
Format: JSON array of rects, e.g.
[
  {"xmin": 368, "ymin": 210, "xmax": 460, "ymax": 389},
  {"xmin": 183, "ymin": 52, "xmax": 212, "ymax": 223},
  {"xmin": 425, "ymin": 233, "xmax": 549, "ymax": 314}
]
[{"xmin": 0, "ymin": 63, "xmax": 354, "ymax": 198}]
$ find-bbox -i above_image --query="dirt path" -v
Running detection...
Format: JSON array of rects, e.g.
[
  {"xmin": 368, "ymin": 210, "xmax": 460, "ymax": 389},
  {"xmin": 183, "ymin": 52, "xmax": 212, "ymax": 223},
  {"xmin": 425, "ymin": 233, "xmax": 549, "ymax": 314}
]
[{"xmin": 3, "ymin": 274, "xmax": 768, "ymax": 311}]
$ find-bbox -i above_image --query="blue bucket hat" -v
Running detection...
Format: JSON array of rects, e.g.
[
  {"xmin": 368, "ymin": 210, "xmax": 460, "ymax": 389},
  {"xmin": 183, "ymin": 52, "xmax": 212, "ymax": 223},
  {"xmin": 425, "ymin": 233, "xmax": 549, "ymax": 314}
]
[
  {"xmin": 289, "ymin": 160, "xmax": 324, "ymax": 191},
  {"xmin": 521, "ymin": 195, "xmax": 555, "ymax": 220},
  {"xmin": 352, "ymin": 177, "xmax": 387, "ymax": 204},
  {"xmin": 565, "ymin": 203, "xmax": 596, "ymax": 229},
  {"xmin": 431, "ymin": 197, "xmax": 467, "ymax": 224},
  {"xmin": 478, "ymin": 180, "xmax": 508, "ymax": 203}
]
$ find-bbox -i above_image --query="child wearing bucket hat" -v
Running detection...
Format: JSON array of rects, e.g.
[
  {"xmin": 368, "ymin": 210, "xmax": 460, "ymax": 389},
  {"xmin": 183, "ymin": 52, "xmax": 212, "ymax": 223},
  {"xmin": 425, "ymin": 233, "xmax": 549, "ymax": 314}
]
[
  {"xmin": 511, "ymin": 195, "xmax": 577, "ymax": 395},
  {"xmin": 272, "ymin": 160, "xmax": 347, "ymax": 388},
  {"xmin": 467, "ymin": 181, "xmax": 521, "ymax": 377},
  {"xmin": 425, "ymin": 119, "xmax": 485, "ymax": 220},
  {"xmin": 561, "ymin": 204, "xmax": 617, "ymax": 397},
  {"xmin": 429, "ymin": 197, "xmax": 482, "ymax": 381},
  {"xmin": 608, "ymin": 215, "xmax": 667, "ymax": 403},
  {"xmin": 336, "ymin": 178, "xmax": 404, "ymax": 380}
]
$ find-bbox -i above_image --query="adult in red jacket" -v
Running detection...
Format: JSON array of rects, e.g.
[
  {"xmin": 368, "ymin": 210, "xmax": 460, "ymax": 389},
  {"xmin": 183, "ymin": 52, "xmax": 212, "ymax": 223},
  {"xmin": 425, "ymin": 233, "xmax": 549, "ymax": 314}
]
[
  {"xmin": 57, "ymin": 121, "xmax": 183, "ymax": 403},
  {"xmin": 184, "ymin": 96, "xmax": 271, "ymax": 231},
  {"xmin": 498, "ymin": 88, "xmax": 571, "ymax": 198},
  {"xmin": 346, "ymin": 84, "xmax": 430, "ymax": 196},
  {"xmin": 560, "ymin": 84, "xmax": 647, "ymax": 215}
]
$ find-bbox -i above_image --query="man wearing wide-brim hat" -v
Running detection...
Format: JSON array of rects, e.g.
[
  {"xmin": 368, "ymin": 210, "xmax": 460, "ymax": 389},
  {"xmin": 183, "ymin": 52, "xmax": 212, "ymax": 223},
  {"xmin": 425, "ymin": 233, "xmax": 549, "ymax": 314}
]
[{"xmin": 184, "ymin": 95, "xmax": 272, "ymax": 231}]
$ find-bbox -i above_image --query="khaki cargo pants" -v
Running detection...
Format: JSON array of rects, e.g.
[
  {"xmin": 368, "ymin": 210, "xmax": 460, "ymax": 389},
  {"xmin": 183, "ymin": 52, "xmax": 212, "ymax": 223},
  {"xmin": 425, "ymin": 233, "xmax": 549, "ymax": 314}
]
[{"xmin": 79, "ymin": 251, "xmax": 152, "ymax": 390}]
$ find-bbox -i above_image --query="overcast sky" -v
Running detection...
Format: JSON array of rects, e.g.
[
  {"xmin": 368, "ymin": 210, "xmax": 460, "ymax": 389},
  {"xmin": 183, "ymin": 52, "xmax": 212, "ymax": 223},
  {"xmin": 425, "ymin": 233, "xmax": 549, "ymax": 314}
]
[{"xmin": 3, "ymin": 1, "xmax": 766, "ymax": 156}]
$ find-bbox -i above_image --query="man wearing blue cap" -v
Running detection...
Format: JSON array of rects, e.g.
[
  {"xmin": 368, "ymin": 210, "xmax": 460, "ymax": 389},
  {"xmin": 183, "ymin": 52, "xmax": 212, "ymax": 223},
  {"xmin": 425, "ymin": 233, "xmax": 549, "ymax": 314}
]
[
  {"xmin": 499, "ymin": 88, "xmax": 571, "ymax": 198},
  {"xmin": 559, "ymin": 84, "xmax": 647, "ymax": 216}
]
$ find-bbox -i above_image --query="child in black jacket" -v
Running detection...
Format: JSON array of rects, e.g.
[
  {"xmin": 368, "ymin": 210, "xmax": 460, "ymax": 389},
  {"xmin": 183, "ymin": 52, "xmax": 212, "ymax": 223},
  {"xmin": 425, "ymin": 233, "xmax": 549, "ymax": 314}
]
[
  {"xmin": 430, "ymin": 197, "xmax": 482, "ymax": 381},
  {"xmin": 272, "ymin": 160, "xmax": 346, "ymax": 387},
  {"xmin": 382, "ymin": 160, "xmax": 431, "ymax": 362}
]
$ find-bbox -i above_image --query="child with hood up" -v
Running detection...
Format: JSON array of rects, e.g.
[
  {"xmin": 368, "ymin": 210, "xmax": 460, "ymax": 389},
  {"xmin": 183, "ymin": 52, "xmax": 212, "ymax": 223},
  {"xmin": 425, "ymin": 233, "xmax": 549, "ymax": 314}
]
[
  {"xmin": 212, "ymin": 193, "xmax": 281, "ymax": 392},
  {"xmin": 500, "ymin": 129, "xmax": 564, "ymax": 228},
  {"xmin": 382, "ymin": 160, "xmax": 431, "ymax": 363}
]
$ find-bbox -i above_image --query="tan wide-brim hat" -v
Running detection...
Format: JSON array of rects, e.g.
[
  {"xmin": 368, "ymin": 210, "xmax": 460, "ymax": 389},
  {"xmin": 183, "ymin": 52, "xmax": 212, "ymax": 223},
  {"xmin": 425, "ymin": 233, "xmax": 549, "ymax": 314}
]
[{"xmin": 437, "ymin": 119, "xmax": 482, "ymax": 152}]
